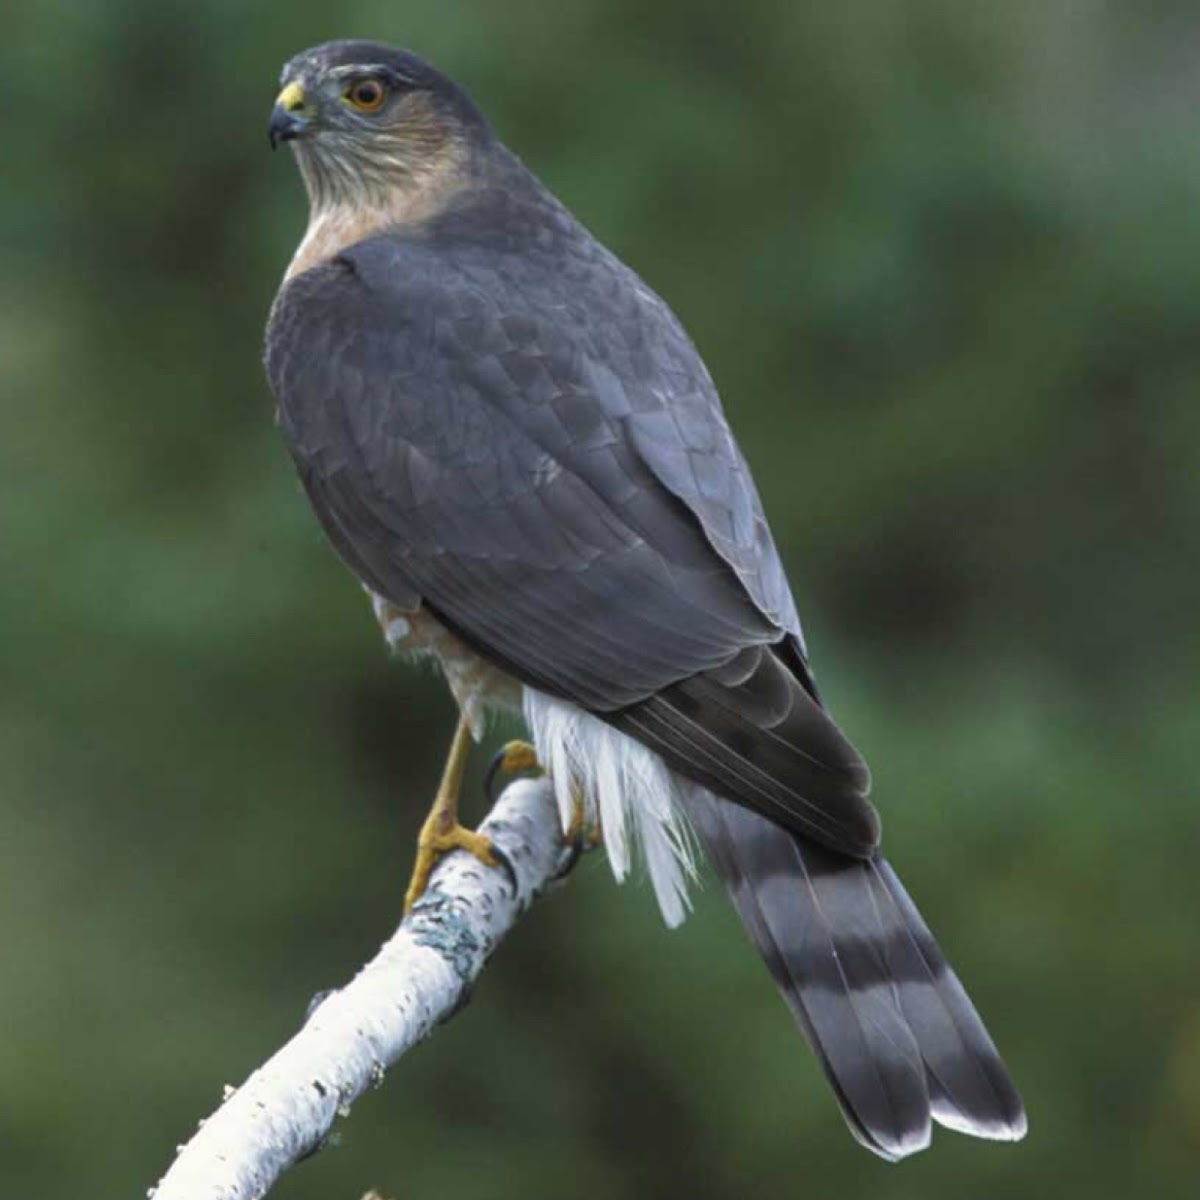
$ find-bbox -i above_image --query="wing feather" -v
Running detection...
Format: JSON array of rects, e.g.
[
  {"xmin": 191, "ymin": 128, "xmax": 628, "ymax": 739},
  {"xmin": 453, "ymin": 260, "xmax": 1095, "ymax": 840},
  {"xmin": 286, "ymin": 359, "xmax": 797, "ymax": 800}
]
[{"xmin": 265, "ymin": 187, "xmax": 875, "ymax": 856}]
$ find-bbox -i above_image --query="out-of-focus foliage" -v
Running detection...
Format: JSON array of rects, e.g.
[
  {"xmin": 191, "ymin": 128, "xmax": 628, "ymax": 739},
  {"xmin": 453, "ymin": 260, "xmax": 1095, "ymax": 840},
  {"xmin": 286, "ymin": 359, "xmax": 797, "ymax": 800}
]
[{"xmin": 2, "ymin": 2, "xmax": 1197, "ymax": 1197}]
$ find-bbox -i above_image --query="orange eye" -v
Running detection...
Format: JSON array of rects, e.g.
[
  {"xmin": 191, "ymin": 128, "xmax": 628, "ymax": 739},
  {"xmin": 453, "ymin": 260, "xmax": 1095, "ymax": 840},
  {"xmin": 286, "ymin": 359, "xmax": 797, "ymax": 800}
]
[{"xmin": 346, "ymin": 78, "xmax": 386, "ymax": 111}]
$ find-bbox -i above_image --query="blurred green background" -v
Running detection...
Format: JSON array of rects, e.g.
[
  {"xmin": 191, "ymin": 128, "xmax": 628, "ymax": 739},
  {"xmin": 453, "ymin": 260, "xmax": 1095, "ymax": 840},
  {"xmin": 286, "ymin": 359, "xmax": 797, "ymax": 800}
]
[{"xmin": 3, "ymin": 1, "xmax": 1198, "ymax": 1197}]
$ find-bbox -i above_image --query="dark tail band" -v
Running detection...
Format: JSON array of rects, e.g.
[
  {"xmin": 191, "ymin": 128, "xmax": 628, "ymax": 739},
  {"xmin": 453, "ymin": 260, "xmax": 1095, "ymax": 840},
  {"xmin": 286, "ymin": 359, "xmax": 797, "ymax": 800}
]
[{"xmin": 682, "ymin": 788, "xmax": 1026, "ymax": 1160}]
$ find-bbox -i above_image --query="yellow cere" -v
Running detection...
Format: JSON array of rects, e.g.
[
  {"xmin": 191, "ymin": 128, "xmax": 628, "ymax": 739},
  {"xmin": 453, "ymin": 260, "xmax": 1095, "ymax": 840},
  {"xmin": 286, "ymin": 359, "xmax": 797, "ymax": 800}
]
[{"xmin": 275, "ymin": 82, "xmax": 306, "ymax": 113}]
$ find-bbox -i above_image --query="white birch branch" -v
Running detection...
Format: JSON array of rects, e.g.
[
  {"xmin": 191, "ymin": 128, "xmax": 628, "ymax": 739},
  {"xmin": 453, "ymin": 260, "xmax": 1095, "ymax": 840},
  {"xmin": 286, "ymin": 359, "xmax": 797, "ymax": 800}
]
[{"xmin": 151, "ymin": 776, "xmax": 571, "ymax": 1200}]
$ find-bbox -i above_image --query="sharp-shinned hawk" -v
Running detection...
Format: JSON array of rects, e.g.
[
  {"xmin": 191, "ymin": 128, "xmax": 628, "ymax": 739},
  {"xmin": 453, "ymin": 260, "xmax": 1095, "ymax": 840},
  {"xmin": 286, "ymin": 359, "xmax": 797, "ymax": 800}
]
[{"xmin": 264, "ymin": 40, "xmax": 1026, "ymax": 1160}]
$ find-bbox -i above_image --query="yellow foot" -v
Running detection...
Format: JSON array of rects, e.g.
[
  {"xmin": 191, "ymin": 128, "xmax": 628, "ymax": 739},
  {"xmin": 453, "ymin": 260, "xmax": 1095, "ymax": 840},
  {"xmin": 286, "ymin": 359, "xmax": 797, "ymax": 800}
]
[
  {"xmin": 403, "ymin": 815, "xmax": 498, "ymax": 912},
  {"xmin": 550, "ymin": 786, "xmax": 601, "ymax": 882},
  {"xmin": 499, "ymin": 739, "xmax": 541, "ymax": 774},
  {"xmin": 484, "ymin": 739, "xmax": 543, "ymax": 803},
  {"xmin": 564, "ymin": 786, "xmax": 603, "ymax": 848}
]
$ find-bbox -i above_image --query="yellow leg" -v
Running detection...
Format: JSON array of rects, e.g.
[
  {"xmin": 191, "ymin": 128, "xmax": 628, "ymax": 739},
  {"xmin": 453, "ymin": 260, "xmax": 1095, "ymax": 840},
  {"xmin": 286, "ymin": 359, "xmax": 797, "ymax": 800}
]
[
  {"xmin": 403, "ymin": 714, "xmax": 499, "ymax": 912},
  {"xmin": 563, "ymin": 789, "xmax": 604, "ymax": 848},
  {"xmin": 548, "ymin": 782, "xmax": 602, "ymax": 883},
  {"xmin": 564, "ymin": 785, "xmax": 587, "ymax": 843}
]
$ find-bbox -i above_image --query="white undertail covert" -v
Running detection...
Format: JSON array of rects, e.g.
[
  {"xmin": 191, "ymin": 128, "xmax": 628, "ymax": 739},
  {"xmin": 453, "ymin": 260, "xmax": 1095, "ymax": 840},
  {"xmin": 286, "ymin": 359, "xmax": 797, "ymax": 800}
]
[
  {"xmin": 523, "ymin": 688, "xmax": 699, "ymax": 927},
  {"xmin": 369, "ymin": 590, "xmax": 701, "ymax": 925}
]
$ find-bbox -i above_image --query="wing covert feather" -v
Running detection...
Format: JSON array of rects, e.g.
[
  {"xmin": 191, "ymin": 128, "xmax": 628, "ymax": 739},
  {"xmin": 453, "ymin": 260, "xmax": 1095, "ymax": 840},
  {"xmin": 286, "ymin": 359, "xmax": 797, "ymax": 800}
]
[
  {"xmin": 268, "ymin": 231, "xmax": 785, "ymax": 711},
  {"xmin": 265, "ymin": 184, "xmax": 875, "ymax": 851}
]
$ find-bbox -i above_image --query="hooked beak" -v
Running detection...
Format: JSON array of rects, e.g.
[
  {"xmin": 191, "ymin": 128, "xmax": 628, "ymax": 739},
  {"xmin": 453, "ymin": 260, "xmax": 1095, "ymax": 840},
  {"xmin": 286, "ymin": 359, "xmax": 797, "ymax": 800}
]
[{"xmin": 268, "ymin": 81, "xmax": 310, "ymax": 149}]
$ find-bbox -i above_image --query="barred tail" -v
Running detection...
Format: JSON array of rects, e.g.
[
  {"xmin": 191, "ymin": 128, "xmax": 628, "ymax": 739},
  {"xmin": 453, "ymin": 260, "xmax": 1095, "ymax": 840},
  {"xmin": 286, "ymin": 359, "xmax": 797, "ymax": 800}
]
[{"xmin": 682, "ymin": 788, "xmax": 1026, "ymax": 1160}]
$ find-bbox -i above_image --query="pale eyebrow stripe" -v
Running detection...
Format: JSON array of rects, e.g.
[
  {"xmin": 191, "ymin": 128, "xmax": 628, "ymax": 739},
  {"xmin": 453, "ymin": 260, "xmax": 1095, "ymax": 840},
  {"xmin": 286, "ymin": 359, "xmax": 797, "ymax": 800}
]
[{"xmin": 330, "ymin": 63, "xmax": 394, "ymax": 78}]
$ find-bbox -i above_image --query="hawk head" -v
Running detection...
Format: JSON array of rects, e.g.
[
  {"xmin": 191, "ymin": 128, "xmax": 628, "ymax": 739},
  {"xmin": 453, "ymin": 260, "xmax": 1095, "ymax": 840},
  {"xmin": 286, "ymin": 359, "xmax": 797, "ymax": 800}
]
[{"xmin": 268, "ymin": 41, "xmax": 489, "ymax": 209}]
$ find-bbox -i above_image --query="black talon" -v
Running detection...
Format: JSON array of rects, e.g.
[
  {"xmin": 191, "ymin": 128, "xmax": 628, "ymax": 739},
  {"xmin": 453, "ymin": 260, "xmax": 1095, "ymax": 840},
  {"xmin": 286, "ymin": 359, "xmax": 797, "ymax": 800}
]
[
  {"xmin": 484, "ymin": 747, "xmax": 508, "ymax": 806},
  {"xmin": 553, "ymin": 831, "xmax": 586, "ymax": 881},
  {"xmin": 484, "ymin": 741, "xmax": 540, "ymax": 805},
  {"xmin": 489, "ymin": 840, "xmax": 519, "ymax": 897}
]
